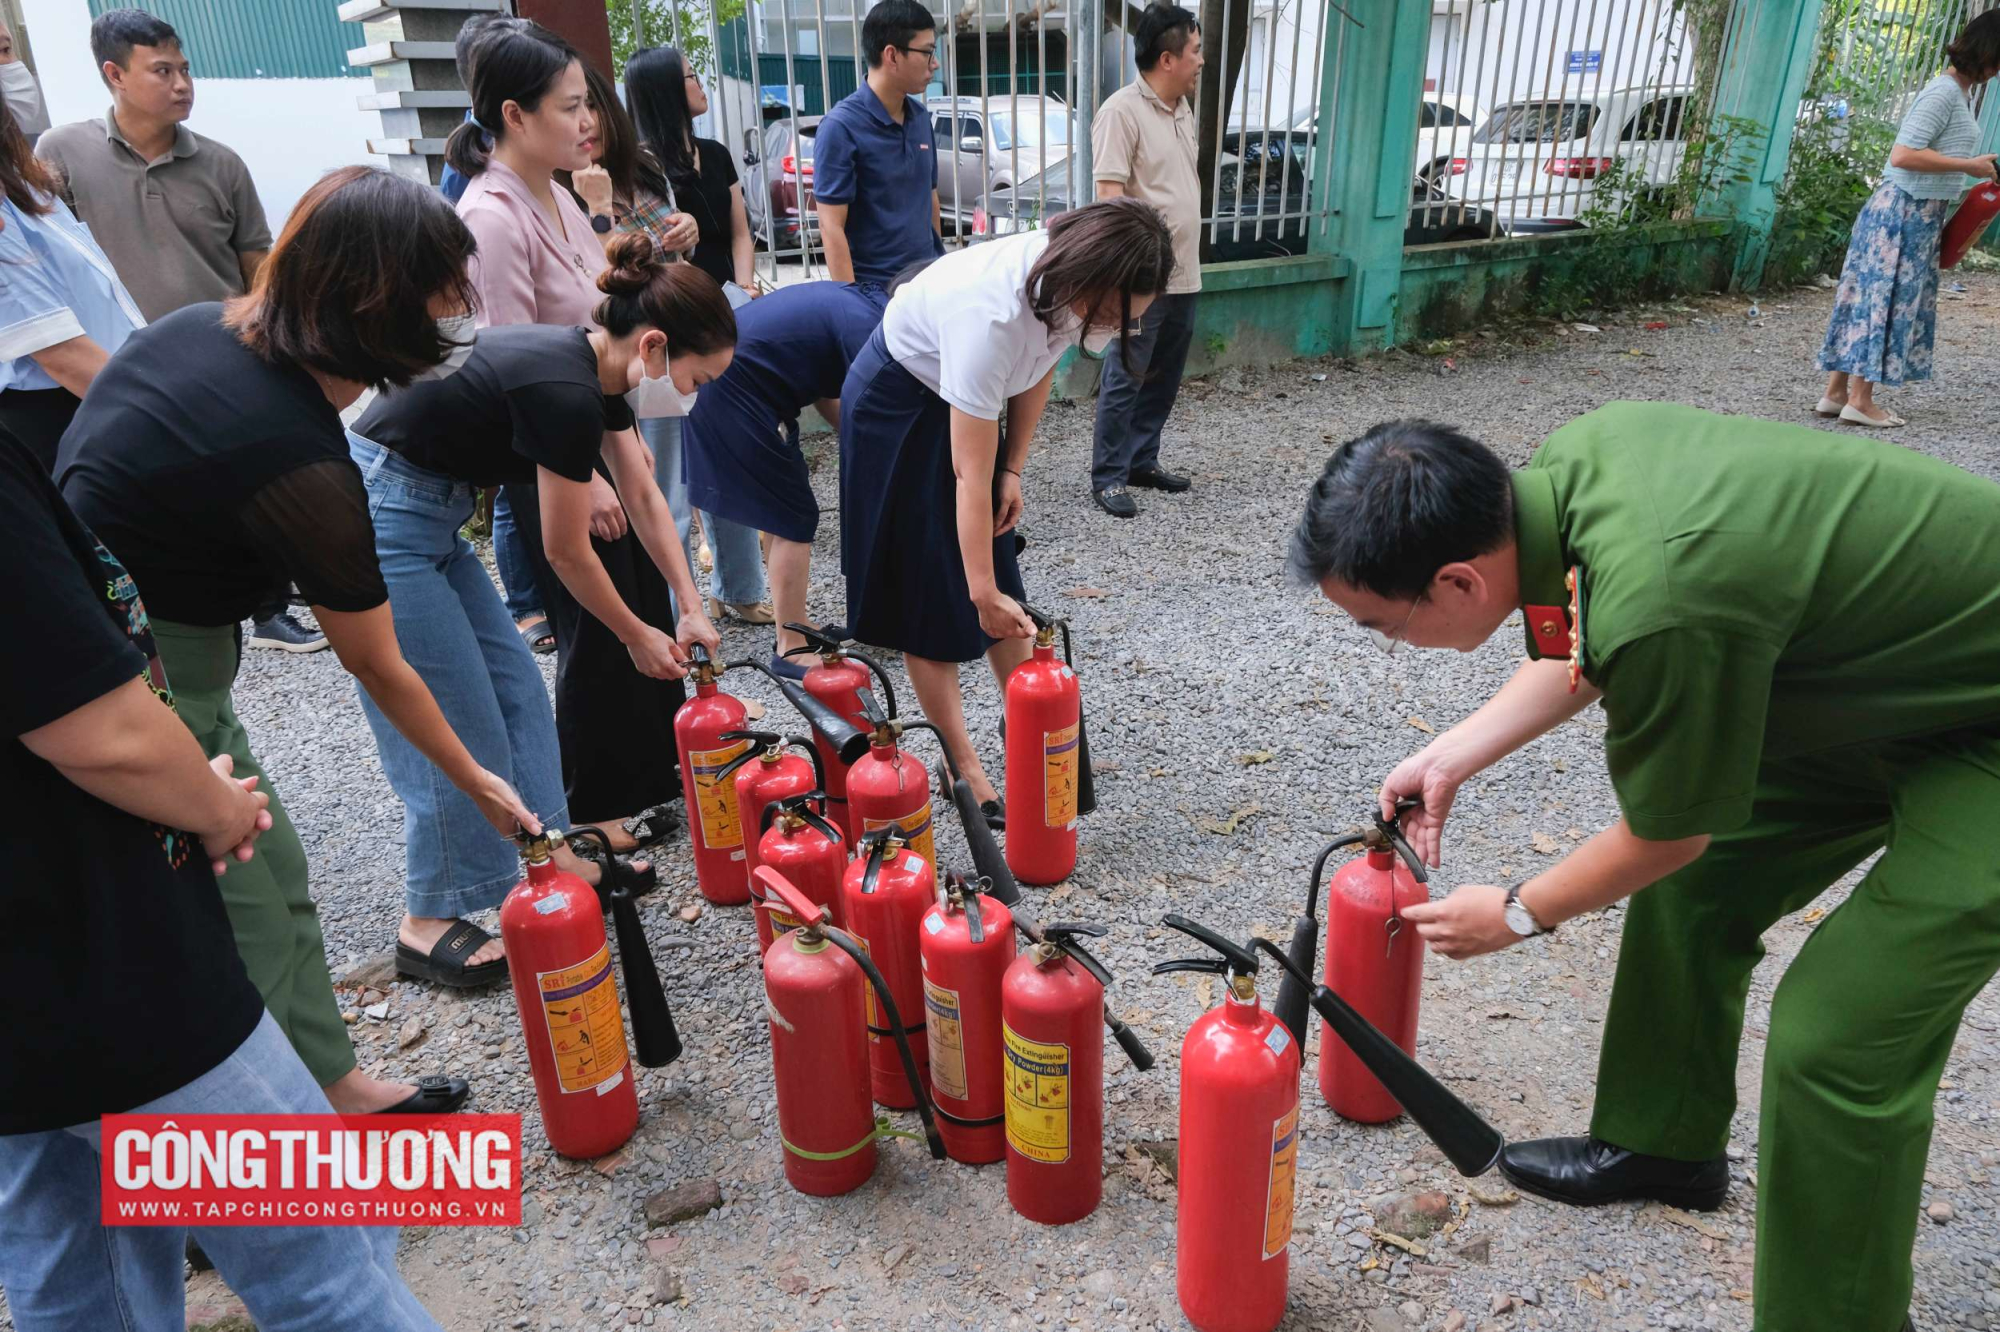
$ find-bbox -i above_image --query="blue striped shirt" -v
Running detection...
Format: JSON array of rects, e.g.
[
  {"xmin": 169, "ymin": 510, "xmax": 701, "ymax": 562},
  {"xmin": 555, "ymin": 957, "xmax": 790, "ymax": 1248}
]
[
  {"xmin": 0, "ymin": 193, "xmax": 144, "ymax": 394},
  {"xmin": 1884, "ymin": 74, "xmax": 1982, "ymax": 201}
]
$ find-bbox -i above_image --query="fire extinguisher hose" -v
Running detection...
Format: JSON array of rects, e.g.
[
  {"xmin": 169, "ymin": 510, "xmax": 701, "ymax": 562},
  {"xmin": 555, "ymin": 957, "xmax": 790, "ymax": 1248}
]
[
  {"xmin": 821, "ymin": 927, "xmax": 948, "ymax": 1161},
  {"xmin": 779, "ymin": 624, "xmax": 903, "ymax": 721}
]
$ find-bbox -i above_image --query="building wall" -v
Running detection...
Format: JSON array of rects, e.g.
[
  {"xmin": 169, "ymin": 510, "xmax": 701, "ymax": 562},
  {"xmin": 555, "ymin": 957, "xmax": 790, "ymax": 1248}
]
[{"xmin": 26, "ymin": 0, "xmax": 377, "ymax": 226}]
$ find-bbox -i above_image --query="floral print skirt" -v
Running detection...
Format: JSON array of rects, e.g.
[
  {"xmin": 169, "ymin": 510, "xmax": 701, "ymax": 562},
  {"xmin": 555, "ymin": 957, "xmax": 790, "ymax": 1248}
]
[{"xmin": 1817, "ymin": 180, "xmax": 1951, "ymax": 387}]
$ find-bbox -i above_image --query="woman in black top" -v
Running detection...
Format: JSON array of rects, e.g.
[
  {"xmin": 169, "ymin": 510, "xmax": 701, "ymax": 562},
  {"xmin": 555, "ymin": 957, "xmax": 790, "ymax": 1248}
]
[
  {"xmin": 57, "ymin": 168, "xmax": 519, "ymax": 1106},
  {"xmin": 626, "ymin": 45, "xmax": 762, "ymax": 299},
  {"xmin": 347, "ymin": 236, "xmax": 734, "ymax": 983}
]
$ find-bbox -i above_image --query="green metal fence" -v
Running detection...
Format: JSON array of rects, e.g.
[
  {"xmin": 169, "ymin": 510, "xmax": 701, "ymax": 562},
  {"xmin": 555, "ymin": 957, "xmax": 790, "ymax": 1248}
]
[{"xmin": 87, "ymin": 0, "xmax": 357, "ymax": 79}]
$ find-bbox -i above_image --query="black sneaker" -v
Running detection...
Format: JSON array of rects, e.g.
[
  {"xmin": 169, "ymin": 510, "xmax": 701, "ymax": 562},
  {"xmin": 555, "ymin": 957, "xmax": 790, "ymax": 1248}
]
[
  {"xmin": 1092, "ymin": 485, "xmax": 1138, "ymax": 518},
  {"xmin": 1128, "ymin": 465, "xmax": 1191, "ymax": 493},
  {"xmin": 247, "ymin": 610, "xmax": 329, "ymax": 653}
]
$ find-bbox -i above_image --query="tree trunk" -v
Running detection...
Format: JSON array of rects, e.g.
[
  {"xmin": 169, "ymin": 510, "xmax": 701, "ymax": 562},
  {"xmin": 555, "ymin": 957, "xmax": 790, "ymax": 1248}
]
[{"xmin": 1194, "ymin": 0, "xmax": 1253, "ymax": 220}]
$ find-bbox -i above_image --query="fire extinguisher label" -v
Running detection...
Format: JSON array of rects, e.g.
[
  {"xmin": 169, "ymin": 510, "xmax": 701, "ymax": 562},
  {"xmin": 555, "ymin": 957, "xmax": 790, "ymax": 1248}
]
[
  {"xmin": 1262, "ymin": 1102, "xmax": 1300, "ymax": 1259},
  {"xmin": 1042, "ymin": 723, "xmax": 1080, "ymax": 830},
  {"xmin": 924, "ymin": 980, "xmax": 967, "ymax": 1101},
  {"xmin": 861, "ymin": 804, "xmax": 936, "ymax": 871},
  {"xmin": 1002, "ymin": 1024, "xmax": 1070, "ymax": 1163},
  {"xmin": 535, "ymin": 944, "xmax": 630, "ymax": 1095},
  {"xmin": 691, "ymin": 741, "xmax": 753, "ymax": 849}
]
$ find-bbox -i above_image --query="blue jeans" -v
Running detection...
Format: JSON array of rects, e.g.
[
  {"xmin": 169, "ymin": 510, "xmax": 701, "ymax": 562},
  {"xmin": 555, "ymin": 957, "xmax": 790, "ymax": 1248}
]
[
  {"xmin": 0, "ymin": 1013, "xmax": 441, "ymax": 1332},
  {"xmin": 348, "ymin": 434, "xmax": 570, "ymax": 919},
  {"xmin": 641, "ymin": 414, "xmax": 769, "ymax": 608},
  {"xmin": 490, "ymin": 489, "xmax": 544, "ymax": 623}
]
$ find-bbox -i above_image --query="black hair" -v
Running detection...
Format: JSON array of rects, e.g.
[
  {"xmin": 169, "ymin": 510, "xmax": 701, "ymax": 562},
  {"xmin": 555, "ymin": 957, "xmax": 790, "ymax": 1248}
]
[
  {"xmin": 862, "ymin": 0, "xmax": 937, "ymax": 69},
  {"xmin": 625, "ymin": 46, "xmax": 700, "ymax": 186},
  {"xmin": 595, "ymin": 232, "xmax": 737, "ymax": 356},
  {"xmin": 453, "ymin": 12, "xmax": 521, "ymax": 86},
  {"xmin": 1948, "ymin": 10, "xmax": 2000, "ymax": 81},
  {"xmin": 884, "ymin": 257, "xmax": 938, "ymax": 298},
  {"xmin": 0, "ymin": 98, "xmax": 54, "ymax": 214},
  {"xmin": 1028, "ymin": 196, "xmax": 1175, "ymax": 376},
  {"xmin": 1288, "ymin": 421, "xmax": 1514, "ymax": 600},
  {"xmin": 91, "ymin": 7, "xmax": 180, "ymax": 77},
  {"xmin": 443, "ymin": 19, "xmax": 580, "ymax": 179},
  {"xmin": 224, "ymin": 166, "xmax": 480, "ymax": 391},
  {"xmin": 1134, "ymin": 3, "xmax": 1200, "ymax": 72}
]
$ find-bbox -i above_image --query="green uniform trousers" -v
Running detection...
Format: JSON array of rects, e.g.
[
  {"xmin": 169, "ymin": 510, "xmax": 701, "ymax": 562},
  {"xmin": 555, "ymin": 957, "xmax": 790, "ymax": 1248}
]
[
  {"xmin": 1589, "ymin": 728, "xmax": 2000, "ymax": 1332},
  {"xmin": 152, "ymin": 620, "xmax": 357, "ymax": 1089}
]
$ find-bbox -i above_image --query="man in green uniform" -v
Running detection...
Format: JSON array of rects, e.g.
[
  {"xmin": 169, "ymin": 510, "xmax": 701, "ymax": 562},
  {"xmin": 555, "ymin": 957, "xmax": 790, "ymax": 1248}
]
[{"xmin": 1290, "ymin": 402, "xmax": 2000, "ymax": 1332}]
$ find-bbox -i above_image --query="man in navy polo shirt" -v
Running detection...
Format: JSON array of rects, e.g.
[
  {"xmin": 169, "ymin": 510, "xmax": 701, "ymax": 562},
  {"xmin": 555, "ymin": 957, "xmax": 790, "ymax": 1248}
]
[{"xmin": 814, "ymin": 0, "xmax": 947, "ymax": 303}]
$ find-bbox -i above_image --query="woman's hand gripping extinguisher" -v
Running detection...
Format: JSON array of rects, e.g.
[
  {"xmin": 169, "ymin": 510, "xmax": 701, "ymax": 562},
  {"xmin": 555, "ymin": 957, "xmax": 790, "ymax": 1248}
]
[
  {"xmin": 716, "ymin": 730, "xmax": 831, "ymax": 892},
  {"xmin": 1152, "ymin": 915, "xmax": 1302, "ymax": 1332},
  {"xmin": 918, "ymin": 870, "xmax": 1017, "ymax": 1164},
  {"xmin": 750, "ymin": 791, "xmax": 847, "ymax": 952},
  {"xmin": 1004, "ymin": 606, "xmax": 1096, "ymax": 886},
  {"xmin": 781, "ymin": 623, "xmax": 900, "ymax": 848},
  {"xmin": 755, "ymin": 867, "xmax": 946, "ymax": 1197}
]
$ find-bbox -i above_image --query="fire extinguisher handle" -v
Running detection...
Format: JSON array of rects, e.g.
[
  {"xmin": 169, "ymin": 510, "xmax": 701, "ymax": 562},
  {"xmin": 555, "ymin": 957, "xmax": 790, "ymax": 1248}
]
[
  {"xmin": 1150, "ymin": 957, "xmax": 1227, "ymax": 976},
  {"xmin": 842, "ymin": 648, "xmax": 901, "ymax": 722},
  {"xmin": 1376, "ymin": 816, "xmax": 1432, "ymax": 886},
  {"xmin": 786, "ymin": 734, "xmax": 829, "ymax": 793},
  {"xmin": 753, "ymin": 866, "xmax": 829, "ymax": 929},
  {"xmin": 715, "ymin": 732, "xmax": 779, "ymax": 782},
  {"xmin": 780, "ymin": 621, "xmax": 846, "ymax": 655},
  {"xmin": 1160, "ymin": 913, "xmax": 1261, "ymax": 978},
  {"xmin": 720, "ymin": 728, "xmax": 780, "ymax": 747}
]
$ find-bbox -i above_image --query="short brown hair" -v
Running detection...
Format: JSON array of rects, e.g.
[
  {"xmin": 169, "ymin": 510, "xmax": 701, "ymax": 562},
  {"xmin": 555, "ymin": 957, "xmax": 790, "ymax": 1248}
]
[
  {"xmin": 224, "ymin": 166, "xmax": 478, "ymax": 389},
  {"xmin": 594, "ymin": 232, "xmax": 737, "ymax": 356},
  {"xmin": 1948, "ymin": 10, "xmax": 2000, "ymax": 80},
  {"xmin": 1028, "ymin": 196, "xmax": 1177, "ymax": 373}
]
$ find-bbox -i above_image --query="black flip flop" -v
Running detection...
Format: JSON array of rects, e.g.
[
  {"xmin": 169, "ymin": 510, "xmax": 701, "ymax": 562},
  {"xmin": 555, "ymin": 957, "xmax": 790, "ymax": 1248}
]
[
  {"xmin": 576, "ymin": 803, "xmax": 681, "ymax": 853},
  {"xmin": 519, "ymin": 618, "xmax": 555, "ymax": 654},
  {"xmin": 567, "ymin": 827, "xmax": 660, "ymax": 913},
  {"xmin": 374, "ymin": 1074, "xmax": 470, "ymax": 1115},
  {"xmin": 396, "ymin": 918, "xmax": 508, "ymax": 989}
]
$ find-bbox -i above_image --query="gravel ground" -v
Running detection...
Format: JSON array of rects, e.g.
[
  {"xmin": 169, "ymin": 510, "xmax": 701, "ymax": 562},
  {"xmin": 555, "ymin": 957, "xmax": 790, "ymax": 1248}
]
[{"xmin": 17, "ymin": 275, "xmax": 2000, "ymax": 1332}]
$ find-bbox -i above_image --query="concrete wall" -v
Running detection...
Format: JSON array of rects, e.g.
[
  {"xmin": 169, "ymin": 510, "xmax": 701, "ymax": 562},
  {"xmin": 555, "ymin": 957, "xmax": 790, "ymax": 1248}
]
[{"xmin": 25, "ymin": 0, "xmax": 376, "ymax": 227}]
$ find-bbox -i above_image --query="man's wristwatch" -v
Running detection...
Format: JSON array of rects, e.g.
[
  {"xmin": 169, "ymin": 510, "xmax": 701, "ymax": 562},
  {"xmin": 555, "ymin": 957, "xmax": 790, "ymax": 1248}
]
[
  {"xmin": 590, "ymin": 212, "xmax": 613, "ymax": 234},
  {"xmin": 1503, "ymin": 885, "xmax": 1549, "ymax": 938}
]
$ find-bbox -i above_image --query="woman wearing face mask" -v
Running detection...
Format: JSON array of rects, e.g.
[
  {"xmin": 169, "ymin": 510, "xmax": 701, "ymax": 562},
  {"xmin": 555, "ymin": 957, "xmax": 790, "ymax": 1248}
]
[
  {"xmin": 54, "ymin": 166, "xmax": 520, "ymax": 1111},
  {"xmin": 447, "ymin": 20, "xmax": 718, "ymax": 872},
  {"xmin": 346, "ymin": 239, "xmax": 735, "ymax": 984},
  {"xmin": 841, "ymin": 198, "xmax": 1174, "ymax": 823}
]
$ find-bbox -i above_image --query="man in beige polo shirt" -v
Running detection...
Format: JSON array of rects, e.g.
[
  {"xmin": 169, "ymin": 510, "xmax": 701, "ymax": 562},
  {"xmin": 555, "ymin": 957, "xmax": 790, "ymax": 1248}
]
[{"xmin": 1089, "ymin": 2, "xmax": 1203, "ymax": 519}]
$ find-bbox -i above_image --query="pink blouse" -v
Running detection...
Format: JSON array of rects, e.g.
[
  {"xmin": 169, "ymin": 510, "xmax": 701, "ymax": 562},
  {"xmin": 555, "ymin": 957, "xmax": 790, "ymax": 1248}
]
[{"xmin": 456, "ymin": 158, "xmax": 606, "ymax": 330}]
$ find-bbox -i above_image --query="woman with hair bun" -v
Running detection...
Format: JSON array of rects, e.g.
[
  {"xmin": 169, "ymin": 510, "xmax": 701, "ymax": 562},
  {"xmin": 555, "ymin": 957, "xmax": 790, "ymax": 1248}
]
[
  {"xmin": 447, "ymin": 18, "xmax": 719, "ymax": 873},
  {"xmin": 348, "ymin": 236, "xmax": 735, "ymax": 984}
]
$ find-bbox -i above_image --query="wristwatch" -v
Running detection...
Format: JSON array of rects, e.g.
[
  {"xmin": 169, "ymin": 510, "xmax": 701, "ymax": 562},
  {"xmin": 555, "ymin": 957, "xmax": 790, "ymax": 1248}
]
[
  {"xmin": 590, "ymin": 213, "xmax": 613, "ymax": 234},
  {"xmin": 1503, "ymin": 885, "xmax": 1549, "ymax": 938}
]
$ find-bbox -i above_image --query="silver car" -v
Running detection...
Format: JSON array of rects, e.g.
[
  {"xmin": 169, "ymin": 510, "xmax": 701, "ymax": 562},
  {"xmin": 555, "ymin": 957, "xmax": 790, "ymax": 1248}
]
[{"xmin": 926, "ymin": 94, "xmax": 1074, "ymax": 229}]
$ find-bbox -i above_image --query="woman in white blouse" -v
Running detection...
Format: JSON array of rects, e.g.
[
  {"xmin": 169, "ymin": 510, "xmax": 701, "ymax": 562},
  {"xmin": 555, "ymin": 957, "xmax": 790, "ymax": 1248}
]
[{"xmin": 838, "ymin": 198, "xmax": 1175, "ymax": 825}]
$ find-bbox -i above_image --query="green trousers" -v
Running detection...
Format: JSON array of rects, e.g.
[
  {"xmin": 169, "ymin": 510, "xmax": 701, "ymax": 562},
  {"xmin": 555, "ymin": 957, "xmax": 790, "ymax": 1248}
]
[
  {"xmin": 1590, "ymin": 729, "xmax": 2000, "ymax": 1332},
  {"xmin": 152, "ymin": 620, "xmax": 357, "ymax": 1089}
]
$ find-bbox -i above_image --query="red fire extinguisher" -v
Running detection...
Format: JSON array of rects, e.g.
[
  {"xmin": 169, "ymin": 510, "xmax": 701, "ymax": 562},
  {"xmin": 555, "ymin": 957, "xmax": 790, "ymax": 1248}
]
[
  {"xmin": 1001, "ymin": 922, "xmax": 1127, "ymax": 1225},
  {"xmin": 840, "ymin": 830, "xmax": 937, "ymax": 1108},
  {"xmin": 756, "ymin": 867, "xmax": 945, "ymax": 1195},
  {"xmin": 843, "ymin": 697, "xmax": 941, "ymax": 871},
  {"xmin": 781, "ymin": 623, "xmax": 899, "ymax": 850},
  {"xmin": 499, "ymin": 830, "xmax": 640, "ymax": 1159},
  {"xmin": 718, "ymin": 730, "xmax": 830, "ymax": 894},
  {"xmin": 918, "ymin": 871, "xmax": 1017, "ymax": 1163},
  {"xmin": 1943, "ymin": 177, "xmax": 2000, "ymax": 268},
  {"xmin": 749, "ymin": 793, "xmax": 848, "ymax": 953},
  {"xmin": 673, "ymin": 648, "xmax": 753, "ymax": 905},
  {"xmin": 1003, "ymin": 608, "xmax": 1092, "ymax": 886},
  {"xmin": 1269, "ymin": 809, "xmax": 1430, "ymax": 1123},
  {"xmin": 1154, "ymin": 916, "xmax": 1301, "ymax": 1332}
]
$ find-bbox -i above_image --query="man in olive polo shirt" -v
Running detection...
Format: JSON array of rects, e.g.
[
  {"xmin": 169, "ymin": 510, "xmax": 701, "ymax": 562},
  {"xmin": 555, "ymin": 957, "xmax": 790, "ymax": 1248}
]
[
  {"xmin": 1292, "ymin": 402, "xmax": 2000, "ymax": 1332},
  {"xmin": 36, "ymin": 8, "xmax": 270, "ymax": 323}
]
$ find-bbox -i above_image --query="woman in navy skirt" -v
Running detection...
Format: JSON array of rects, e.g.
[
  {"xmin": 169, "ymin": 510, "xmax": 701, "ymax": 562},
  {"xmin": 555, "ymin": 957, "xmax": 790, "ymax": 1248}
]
[
  {"xmin": 683, "ymin": 279, "xmax": 885, "ymax": 672},
  {"xmin": 840, "ymin": 198, "xmax": 1175, "ymax": 821}
]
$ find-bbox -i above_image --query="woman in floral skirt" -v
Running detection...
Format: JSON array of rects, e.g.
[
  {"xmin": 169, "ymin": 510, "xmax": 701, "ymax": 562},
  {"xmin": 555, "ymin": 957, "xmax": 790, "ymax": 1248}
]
[{"xmin": 1817, "ymin": 12, "xmax": 2000, "ymax": 428}]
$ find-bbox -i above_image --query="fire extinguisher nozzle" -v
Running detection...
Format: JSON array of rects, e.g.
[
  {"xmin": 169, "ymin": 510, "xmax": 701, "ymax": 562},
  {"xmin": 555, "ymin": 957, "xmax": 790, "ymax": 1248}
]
[{"xmin": 1107, "ymin": 1015, "xmax": 1155, "ymax": 1072}]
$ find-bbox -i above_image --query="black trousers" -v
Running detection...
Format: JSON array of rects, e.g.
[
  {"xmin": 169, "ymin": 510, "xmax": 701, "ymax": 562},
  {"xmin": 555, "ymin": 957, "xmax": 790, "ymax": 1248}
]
[
  {"xmin": 1090, "ymin": 292, "xmax": 1199, "ymax": 490},
  {"xmin": 502, "ymin": 479, "xmax": 685, "ymax": 822},
  {"xmin": 0, "ymin": 387, "xmax": 80, "ymax": 474}
]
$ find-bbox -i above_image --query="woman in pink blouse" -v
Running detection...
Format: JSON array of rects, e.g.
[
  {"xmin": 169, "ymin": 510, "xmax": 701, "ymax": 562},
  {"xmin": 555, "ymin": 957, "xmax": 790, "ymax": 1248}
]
[{"xmin": 437, "ymin": 18, "xmax": 719, "ymax": 969}]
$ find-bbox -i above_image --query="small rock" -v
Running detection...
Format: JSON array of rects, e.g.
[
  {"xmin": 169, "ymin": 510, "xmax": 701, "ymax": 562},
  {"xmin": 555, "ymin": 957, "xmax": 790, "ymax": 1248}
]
[
  {"xmin": 645, "ymin": 1236, "xmax": 681, "ymax": 1260},
  {"xmin": 338, "ymin": 952, "xmax": 399, "ymax": 990},
  {"xmin": 362, "ymin": 1001, "xmax": 390, "ymax": 1022},
  {"xmin": 1375, "ymin": 1190, "xmax": 1452, "ymax": 1239},
  {"xmin": 1725, "ymin": 1145, "xmax": 1745, "ymax": 1162},
  {"xmin": 1459, "ymin": 1235, "xmax": 1492, "ymax": 1264},
  {"xmin": 1083, "ymin": 1270, "xmax": 1115, "ymax": 1298},
  {"xmin": 883, "ymin": 1242, "xmax": 909, "ymax": 1272},
  {"xmin": 678, "ymin": 903, "xmax": 703, "ymax": 923},
  {"xmin": 341, "ymin": 1010, "xmax": 360, "ymax": 1025},
  {"xmin": 1132, "ymin": 1139, "xmax": 1178, "ymax": 1180},
  {"xmin": 644, "ymin": 1179, "xmax": 723, "ymax": 1228},
  {"xmin": 1491, "ymin": 1293, "xmax": 1515, "ymax": 1316},
  {"xmin": 1443, "ymin": 1313, "xmax": 1468, "ymax": 1332},
  {"xmin": 1398, "ymin": 1299, "xmax": 1424, "ymax": 1324},
  {"xmin": 650, "ymin": 1267, "xmax": 682, "ymax": 1304},
  {"xmin": 1927, "ymin": 1200, "xmax": 1955, "ymax": 1224},
  {"xmin": 397, "ymin": 1016, "xmax": 426, "ymax": 1049},
  {"xmin": 519, "ymin": 1198, "xmax": 543, "ymax": 1227},
  {"xmin": 593, "ymin": 1150, "xmax": 630, "ymax": 1177}
]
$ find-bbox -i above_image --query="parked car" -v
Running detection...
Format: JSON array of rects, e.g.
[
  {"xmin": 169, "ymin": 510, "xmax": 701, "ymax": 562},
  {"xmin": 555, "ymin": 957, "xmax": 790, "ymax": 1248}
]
[
  {"xmin": 1442, "ymin": 84, "xmax": 1692, "ymax": 233},
  {"xmin": 975, "ymin": 129, "xmax": 1497, "ymax": 258},
  {"xmin": 740, "ymin": 115, "xmax": 822, "ymax": 248},
  {"xmin": 927, "ymin": 94, "xmax": 1075, "ymax": 229},
  {"xmin": 1291, "ymin": 93, "xmax": 1487, "ymax": 188}
]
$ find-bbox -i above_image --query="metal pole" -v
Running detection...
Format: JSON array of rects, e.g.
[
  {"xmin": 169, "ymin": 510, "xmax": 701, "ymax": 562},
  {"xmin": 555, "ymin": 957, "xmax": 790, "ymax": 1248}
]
[{"xmin": 1078, "ymin": 0, "xmax": 1097, "ymax": 194}]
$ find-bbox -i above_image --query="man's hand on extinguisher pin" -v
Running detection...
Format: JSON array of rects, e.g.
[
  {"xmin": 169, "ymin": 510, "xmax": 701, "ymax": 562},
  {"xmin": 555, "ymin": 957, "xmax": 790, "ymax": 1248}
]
[
  {"xmin": 1379, "ymin": 742, "xmax": 1467, "ymax": 869},
  {"xmin": 1399, "ymin": 885, "xmax": 1518, "ymax": 961}
]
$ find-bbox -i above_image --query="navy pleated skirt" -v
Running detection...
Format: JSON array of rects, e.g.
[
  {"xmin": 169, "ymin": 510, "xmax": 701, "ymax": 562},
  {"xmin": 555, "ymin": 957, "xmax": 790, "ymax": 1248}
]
[
  {"xmin": 839, "ymin": 327, "xmax": 1024, "ymax": 663},
  {"xmin": 683, "ymin": 381, "xmax": 819, "ymax": 543}
]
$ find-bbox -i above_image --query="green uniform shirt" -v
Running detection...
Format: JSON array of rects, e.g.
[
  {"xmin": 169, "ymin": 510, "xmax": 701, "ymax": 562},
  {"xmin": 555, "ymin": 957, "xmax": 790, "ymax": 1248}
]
[{"xmin": 1515, "ymin": 402, "xmax": 2000, "ymax": 840}]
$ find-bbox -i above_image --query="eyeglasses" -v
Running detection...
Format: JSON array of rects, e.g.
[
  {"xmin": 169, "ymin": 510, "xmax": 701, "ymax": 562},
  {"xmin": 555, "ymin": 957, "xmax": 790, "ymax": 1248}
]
[
  {"xmin": 897, "ymin": 43, "xmax": 940, "ymax": 66},
  {"xmin": 1366, "ymin": 593, "xmax": 1425, "ymax": 656}
]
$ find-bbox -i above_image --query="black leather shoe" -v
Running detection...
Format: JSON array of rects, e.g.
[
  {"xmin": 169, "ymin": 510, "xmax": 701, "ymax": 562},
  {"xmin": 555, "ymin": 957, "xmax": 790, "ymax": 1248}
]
[
  {"xmin": 1127, "ymin": 465, "xmax": 1190, "ymax": 493},
  {"xmin": 1499, "ymin": 1135, "xmax": 1728, "ymax": 1211},
  {"xmin": 374, "ymin": 1074, "xmax": 471, "ymax": 1115},
  {"xmin": 1092, "ymin": 485, "xmax": 1138, "ymax": 518}
]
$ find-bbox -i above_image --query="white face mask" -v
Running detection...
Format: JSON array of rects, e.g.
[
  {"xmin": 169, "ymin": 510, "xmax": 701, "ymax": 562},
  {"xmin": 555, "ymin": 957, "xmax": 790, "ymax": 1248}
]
[
  {"xmin": 1081, "ymin": 325, "xmax": 1120, "ymax": 356},
  {"xmin": 415, "ymin": 312, "xmax": 478, "ymax": 382},
  {"xmin": 628, "ymin": 366, "xmax": 699, "ymax": 419}
]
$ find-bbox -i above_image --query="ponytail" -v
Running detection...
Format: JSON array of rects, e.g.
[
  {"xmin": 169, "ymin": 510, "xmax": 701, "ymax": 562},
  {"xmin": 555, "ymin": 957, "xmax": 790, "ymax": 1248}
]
[{"xmin": 595, "ymin": 232, "xmax": 737, "ymax": 356}]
